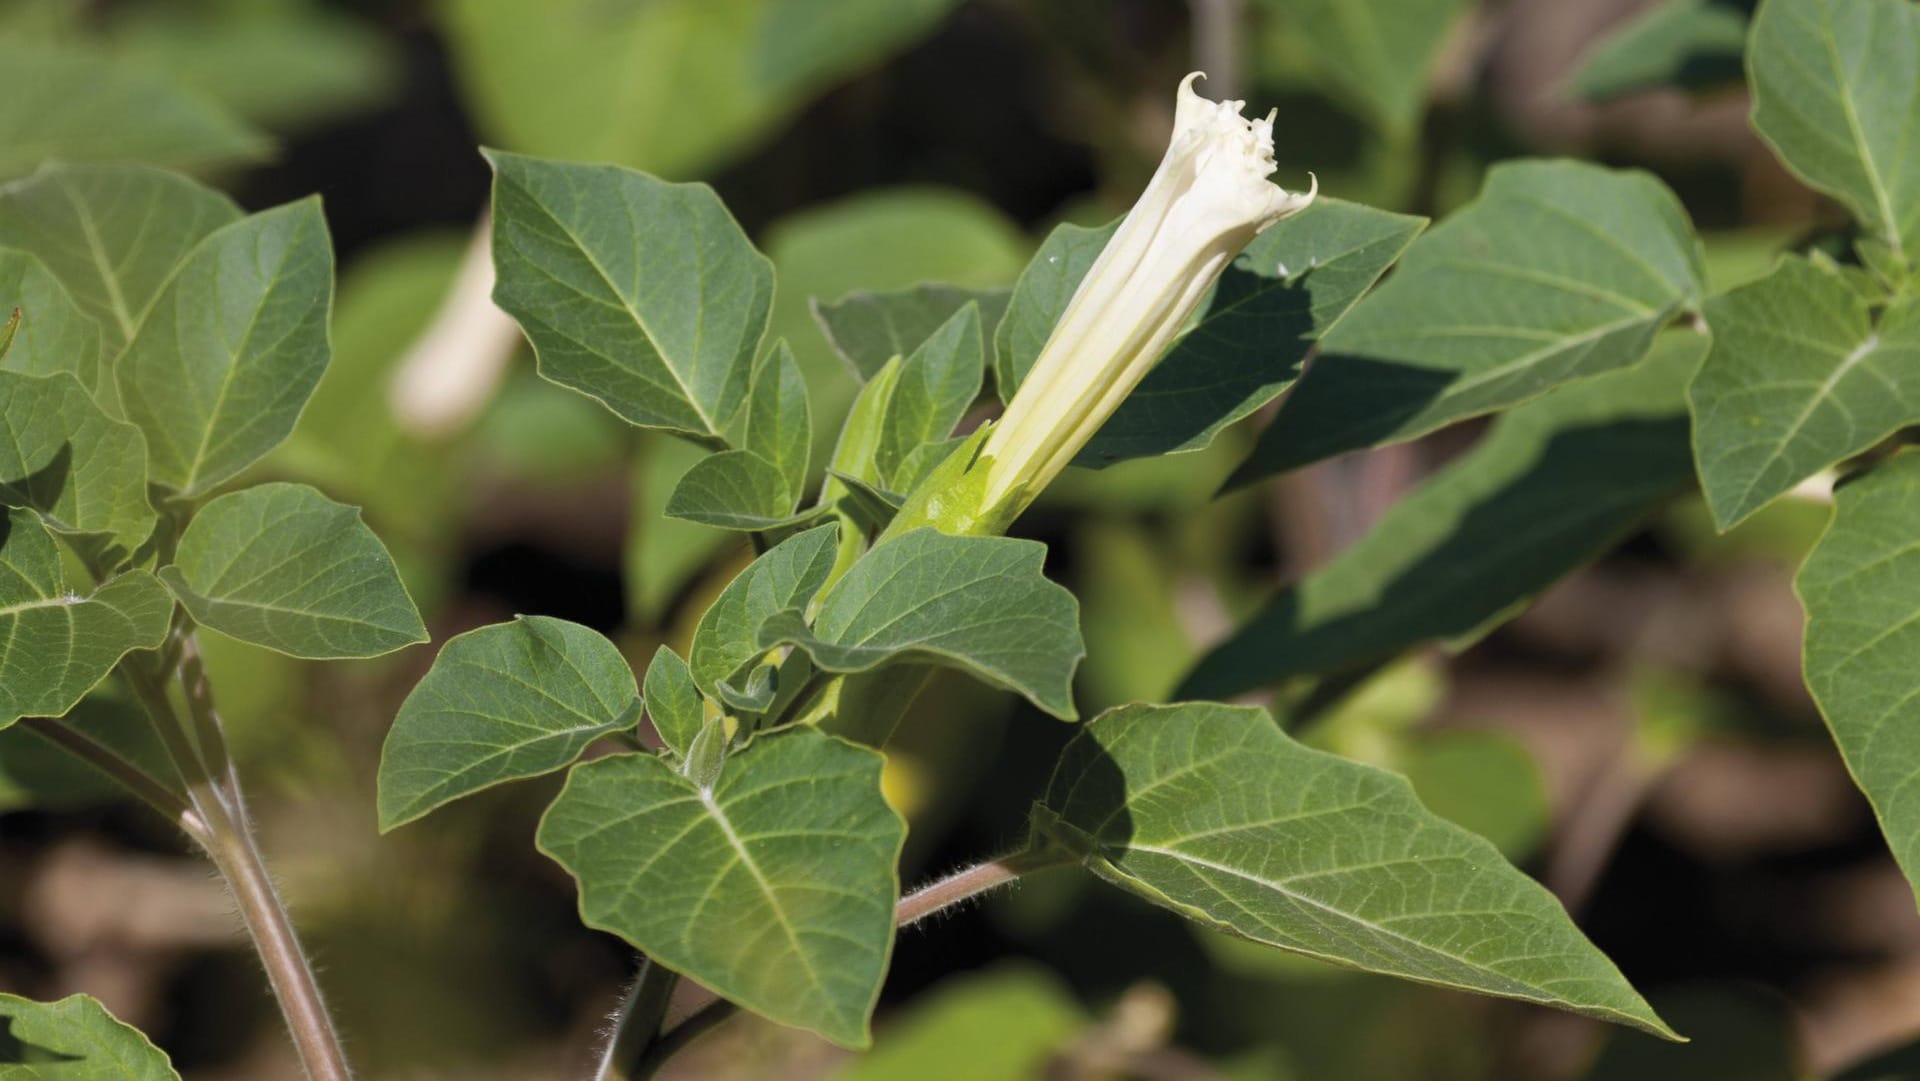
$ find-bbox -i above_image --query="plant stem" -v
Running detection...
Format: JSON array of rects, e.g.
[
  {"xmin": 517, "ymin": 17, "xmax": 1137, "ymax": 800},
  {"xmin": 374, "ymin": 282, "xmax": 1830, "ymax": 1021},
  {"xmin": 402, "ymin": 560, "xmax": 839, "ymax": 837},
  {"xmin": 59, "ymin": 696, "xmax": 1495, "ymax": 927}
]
[
  {"xmin": 593, "ymin": 956, "xmax": 679, "ymax": 1081},
  {"xmin": 16, "ymin": 715, "xmax": 211, "ymax": 847},
  {"xmin": 124, "ymin": 645, "xmax": 355, "ymax": 1081}
]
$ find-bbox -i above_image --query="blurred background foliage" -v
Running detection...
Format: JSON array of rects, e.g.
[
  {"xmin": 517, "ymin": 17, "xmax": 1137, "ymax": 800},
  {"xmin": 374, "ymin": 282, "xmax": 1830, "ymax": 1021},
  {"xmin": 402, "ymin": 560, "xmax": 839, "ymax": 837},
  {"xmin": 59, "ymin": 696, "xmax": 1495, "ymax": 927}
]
[{"xmin": 0, "ymin": 0, "xmax": 1902, "ymax": 1078}]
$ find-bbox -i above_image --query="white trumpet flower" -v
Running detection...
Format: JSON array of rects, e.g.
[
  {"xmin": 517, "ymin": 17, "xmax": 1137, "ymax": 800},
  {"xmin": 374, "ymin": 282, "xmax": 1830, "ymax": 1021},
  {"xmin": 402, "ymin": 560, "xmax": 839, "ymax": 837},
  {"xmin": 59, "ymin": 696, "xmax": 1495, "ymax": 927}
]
[{"xmin": 891, "ymin": 73, "xmax": 1315, "ymax": 537}]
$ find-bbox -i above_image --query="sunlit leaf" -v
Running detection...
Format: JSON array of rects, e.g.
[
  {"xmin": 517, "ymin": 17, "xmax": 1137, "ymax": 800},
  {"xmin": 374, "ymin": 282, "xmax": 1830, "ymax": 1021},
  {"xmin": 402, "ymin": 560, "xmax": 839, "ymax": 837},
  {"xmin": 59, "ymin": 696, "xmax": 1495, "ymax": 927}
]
[
  {"xmin": 0, "ymin": 992, "xmax": 182, "ymax": 1080},
  {"xmin": 746, "ymin": 341, "xmax": 813, "ymax": 505},
  {"xmin": 689, "ymin": 522, "xmax": 840, "ymax": 697},
  {"xmin": 643, "ymin": 645, "xmax": 704, "ymax": 758},
  {"xmin": 0, "ymin": 249, "xmax": 99, "ymax": 387},
  {"xmin": 876, "ymin": 304, "xmax": 982, "ymax": 488}
]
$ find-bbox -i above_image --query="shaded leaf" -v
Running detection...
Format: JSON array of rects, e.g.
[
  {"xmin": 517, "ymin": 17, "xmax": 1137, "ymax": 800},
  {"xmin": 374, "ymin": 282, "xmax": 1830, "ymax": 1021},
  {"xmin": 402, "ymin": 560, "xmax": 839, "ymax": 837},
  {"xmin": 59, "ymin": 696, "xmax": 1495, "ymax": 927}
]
[
  {"xmin": 0, "ymin": 992, "xmax": 181, "ymax": 1080},
  {"xmin": 116, "ymin": 199, "xmax": 335, "ymax": 496},
  {"xmin": 0, "ymin": 681, "xmax": 176, "ymax": 812},
  {"xmin": 826, "ymin": 967, "xmax": 1083, "ymax": 1081},
  {"xmin": 1567, "ymin": 0, "xmax": 1750, "ymax": 102},
  {"xmin": 1260, "ymin": 0, "xmax": 1472, "ymax": 137},
  {"xmin": 487, "ymin": 150, "xmax": 772, "ymax": 439},
  {"xmin": 1186, "ymin": 334, "xmax": 1701, "ymax": 699},
  {"xmin": 876, "ymin": 304, "xmax": 982, "ymax": 488},
  {"xmin": 0, "ymin": 371, "xmax": 154, "ymax": 556},
  {"xmin": 1799, "ymin": 451, "xmax": 1920, "ymax": 902},
  {"xmin": 753, "ymin": 0, "xmax": 962, "ymax": 93},
  {"xmin": 746, "ymin": 341, "xmax": 812, "ymax": 503},
  {"xmin": 1690, "ymin": 256, "xmax": 1920, "ymax": 529},
  {"xmin": 643, "ymin": 645, "xmax": 704, "ymax": 757},
  {"xmin": 689, "ymin": 521, "xmax": 839, "ymax": 697},
  {"xmin": 0, "ymin": 164, "xmax": 241, "ymax": 354},
  {"xmin": 0, "ymin": 249, "xmax": 99, "ymax": 386},
  {"xmin": 538, "ymin": 727, "xmax": 905, "ymax": 1047},
  {"xmin": 0, "ymin": 509, "xmax": 170, "ymax": 729},
  {"xmin": 1234, "ymin": 161, "xmax": 1703, "ymax": 482},
  {"xmin": 666, "ymin": 450, "xmax": 818, "ymax": 532},
  {"xmin": 1032, "ymin": 702, "xmax": 1675, "ymax": 1037},
  {"xmin": 1748, "ymin": 0, "xmax": 1920, "ymax": 258},
  {"xmin": 158, "ymin": 483, "xmax": 425, "ymax": 660},
  {"xmin": 760, "ymin": 528, "xmax": 1083, "ymax": 720},
  {"xmin": 813, "ymin": 284, "xmax": 1010, "ymax": 382},
  {"xmin": 378, "ymin": 616, "xmax": 637, "ymax": 830}
]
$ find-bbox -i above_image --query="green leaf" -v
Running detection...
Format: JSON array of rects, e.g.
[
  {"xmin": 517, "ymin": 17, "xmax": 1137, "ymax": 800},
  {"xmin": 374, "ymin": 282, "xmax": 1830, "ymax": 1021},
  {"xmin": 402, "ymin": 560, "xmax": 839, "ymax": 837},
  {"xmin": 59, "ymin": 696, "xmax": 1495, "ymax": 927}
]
[
  {"xmin": 0, "ymin": 371, "xmax": 155, "ymax": 557},
  {"xmin": 1032, "ymin": 702, "xmax": 1675, "ymax": 1037},
  {"xmin": 643, "ymin": 645, "xmax": 704, "ymax": 757},
  {"xmin": 1748, "ymin": 0, "xmax": 1920, "ymax": 259},
  {"xmin": 994, "ymin": 220, "xmax": 1116, "ymax": 400},
  {"xmin": 378, "ymin": 616, "xmax": 638, "ymax": 830},
  {"xmin": 0, "ymin": 992, "xmax": 182, "ymax": 1080},
  {"xmin": 0, "ymin": 681, "xmax": 176, "ymax": 812},
  {"xmin": 538, "ymin": 727, "xmax": 906, "ymax": 1047},
  {"xmin": 1234, "ymin": 160, "xmax": 1704, "ymax": 483},
  {"xmin": 0, "ymin": 509, "xmax": 171, "ymax": 729},
  {"xmin": 0, "ymin": 40, "xmax": 266, "ymax": 180},
  {"xmin": 0, "ymin": 249, "xmax": 99, "ymax": 387},
  {"xmin": 1567, "ymin": 0, "xmax": 1750, "ymax": 102},
  {"xmin": 116, "ymin": 199, "xmax": 335, "ymax": 496},
  {"xmin": 1690, "ymin": 256, "xmax": 1920, "ymax": 530},
  {"xmin": 746, "ymin": 341, "xmax": 813, "ymax": 503},
  {"xmin": 486, "ymin": 150, "xmax": 773, "ymax": 439},
  {"xmin": 1185, "ymin": 334, "xmax": 1701, "ymax": 699},
  {"xmin": 0, "ymin": 164, "xmax": 241, "ymax": 354},
  {"xmin": 1260, "ymin": 0, "xmax": 1472, "ymax": 137},
  {"xmin": 1081, "ymin": 198, "xmax": 1427, "ymax": 466},
  {"xmin": 753, "ymin": 0, "xmax": 962, "ymax": 93},
  {"xmin": 760, "ymin": 528, "xmax": 1083, "ymax": 720},
  {"xmin": 876, "ymin": 304, "xmax": 982, "ymax": 488},
  {"xmin": 813, "ymin": 284, "xmax": 1010, "ymax": 382},
  {"xmin": 689, "ymin": 522, "xmax": 840, "ymax": 697},
  {"xmin": 826, "ymin": 967, "xmax": 1083, "ymax": 1081},
  {"xmin": 158, "ymin": 483, "xmax": 425, "ymax": 660},
  {"xmin": 666, "ymin": 450, "xmax": 820, "ymax": 532},
  {"xmin": 1798, "ymin": 451, "xmax": 1920, "ymax": 903}
]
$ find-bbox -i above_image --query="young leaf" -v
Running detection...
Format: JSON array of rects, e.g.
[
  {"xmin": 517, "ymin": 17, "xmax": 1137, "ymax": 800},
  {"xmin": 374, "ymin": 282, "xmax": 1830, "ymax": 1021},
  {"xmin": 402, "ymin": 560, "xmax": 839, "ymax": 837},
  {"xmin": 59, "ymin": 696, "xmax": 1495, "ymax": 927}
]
[
  {"xmin": 812, "ymin": 284, "xmax": 1010, "ymax": 381},
  {"xmin": 1184, "ymin": 333, "xmax": 1701, "ymax": 700},
  {"xmin": 1799, "ymin": 451, "xmax": 1920, "ymax": 903},
  {"xmin": 538, "ymin": 727, "xmax": 905, "ymax": 1048},
  {"xmin": 1082, "ymin": 198, "xmax": 1427, "ymax": 466},
  {"xmin": 1690, "ymin": 257, "xmax": 1920, "ymax": 530},
  {"xmin": 0, "ymin": 40, "xmax": 267, "ymax": 180},
  {"xmin": 643, "ymin": 645, "xmax": 704, "ymax": 757},
  {"xmin": 158, "ymin": 483, "xmax": 425, "ymax": 660},
  {"xmin": 689, "ymin": 521, "xmax": 840, "ymax": 697},
  {"xmin": 876, "ymin": 304, "xmax": 983, "ymax": 488},
  {"xmin": 378, "ymin": 616, "xmax": 638, "ymax": 831},
  {"xmin": 487, "ymin": 150, "xmax": 773, "ymax": 439},
  {"xmin": 116, "ymin": 199, "xmax": 335, "ymax": 497},
  {"xmin": 0, "ymin": 991, "xmax": 183, "ymax": 1080},
  {"xmin": 1748, "ymin": 0, "xmax": 1920, "ymax": 259},
  {"xmin": 1032, "ymin": 702, "xmax": 1675, "ymax": 1038},
  {"xmin": 1566, "ymin": 0, "xmax": 1750, "ymax": 103},
  {"xmin": 1233, "ymin": 161, "xmax": 1703, "ymax": 483},
  {"xmin": 759, "ymin": 528, "xmax": 1083, "ymax": 720},
  {"xmin": 0, "ymin": 164, "xmax": 241, "ymax": 353},
  {"xmin": 746, "ymin": 341, "xmax": 812, "ymax": 503},
  {"xmin": 666, "ymin": 450, "xmax": 820, "ymax": 531},
  {"xmin": 0, "ymin": 508, "xmax": 171, "ymax": 729},
  {"xmin": 0, "ymin": 371, "xmax": 155, "ymax": 556},
  {"xmin": 994, "ymin": 220, "xmax": 1117, "ymax": 399},
  {"xmin": 0, "ymin": 250, "xmax": 100, "ymax": 387}
]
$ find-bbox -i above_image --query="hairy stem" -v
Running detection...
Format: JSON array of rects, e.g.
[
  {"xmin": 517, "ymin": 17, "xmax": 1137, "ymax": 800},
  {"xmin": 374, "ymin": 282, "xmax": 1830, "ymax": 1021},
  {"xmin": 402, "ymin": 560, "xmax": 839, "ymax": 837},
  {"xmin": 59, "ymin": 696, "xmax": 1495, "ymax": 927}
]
[
  {"xmin": 125, "ymin": 645, "xmax": 354, "ymax": 1081},
  {"xmin": 593, "ymin": 956, "xmax": 679, "ymax": 1081}
]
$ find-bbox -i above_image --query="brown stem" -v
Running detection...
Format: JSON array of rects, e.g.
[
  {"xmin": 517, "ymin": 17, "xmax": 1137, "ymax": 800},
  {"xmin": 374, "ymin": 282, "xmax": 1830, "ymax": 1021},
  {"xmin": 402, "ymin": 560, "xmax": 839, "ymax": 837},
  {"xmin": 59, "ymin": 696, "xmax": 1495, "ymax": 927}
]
[{"xmin": 593, "ymin": 956, "xmax": 679, "ymax": 1081}]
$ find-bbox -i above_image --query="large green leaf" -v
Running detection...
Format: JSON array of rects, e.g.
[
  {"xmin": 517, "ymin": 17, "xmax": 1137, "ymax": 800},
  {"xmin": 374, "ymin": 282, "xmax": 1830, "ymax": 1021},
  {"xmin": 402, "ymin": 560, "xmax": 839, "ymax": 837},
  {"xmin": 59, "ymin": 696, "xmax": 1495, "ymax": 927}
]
[
  {"xmin": 1691, "ymin": 257, "xmax": 1920, "ymax": 530},
  {"xmin": 876, "ymin": 304, "xmax": 982, "ymax": 488},
  {"xmin": 1185, "ymin": 334, "xmax": 1701, "ymax": 699},
  {"xmin": 487, "ymin": 150, "xmax": 772, "ymax": 439},
  {"xmin": 0, "ymin": 249, "xmax": 99, "ymax": 386},
  {"xmin": 1567, "ymin": 0, "xmax": 1750, "ymax": 102},
  {"xmin": 0, "ymin": 509, "xmax": 171, "ymax": 729},
  {"xmin": 1259, "ymin": 0, "xmax": 1472, "ymax": 137},
  {"xmin": 0, "ymin": 40, "xmax": 266, "ymax": 180},
  {"xmin": 760, "ymin": 528, "xmax": 1083, "ymax": 720},
  {"xmin": 0, "ymin": 164, "xmax": 241, "ymax": 353},
  {"xmin": 0, "ymin": 992, "xmax": 181, "ymax": 1080},
  {"xmin": 1234, "ymin": 161, "xmax": 1703, "ymax": 483},
  {"xmin": 0, "ymin": 371, "xmax": 154, "ymax": 557},
  {"xmin": 813, "ymin": 284, "xmax": 1011, "ymax": 382},
  {"xmin": 158, "ymin": 483, "xmax": 425, "ymax": 660},
  {"xmin": 1032, "ymin": 702, "xmax": 1674, "ymax": 1037},
  {"xmin": 116, "ymin": 199, "xmax": 335, "ymax": 496},
  {"xmin": 1799, "ymin": 451, "xmax": 1920, "ymax": 901},
  {"xmin": 538, "ymin": 727, "xmax": 905, "ymax": 1047},
  {"xmin": 1083, "ymin": 198, "xmax": 1426, "ymax": 466},
  {"xmin": 379, "ymin": 616, "xmax": 638, "ymax": 830},
  {"xmin": 689, "ymin": 521, "xmax": 840, "ymax": 698},
  {"xmin": 1747, "ymin": 0, "xmax": 1920, "ymax": 259}
]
